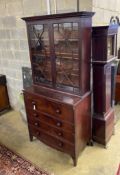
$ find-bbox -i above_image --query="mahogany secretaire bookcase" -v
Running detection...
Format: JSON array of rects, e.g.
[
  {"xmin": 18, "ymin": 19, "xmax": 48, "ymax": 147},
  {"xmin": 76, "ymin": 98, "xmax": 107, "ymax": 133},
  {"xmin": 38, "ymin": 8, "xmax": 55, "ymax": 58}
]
[
  {"xmin": 92, "ymin": 22, "xmax": 119, "ymax": 147},
  {"xmin": 22, "ymin": 12, "xmax": 94, "ymax": 166}
]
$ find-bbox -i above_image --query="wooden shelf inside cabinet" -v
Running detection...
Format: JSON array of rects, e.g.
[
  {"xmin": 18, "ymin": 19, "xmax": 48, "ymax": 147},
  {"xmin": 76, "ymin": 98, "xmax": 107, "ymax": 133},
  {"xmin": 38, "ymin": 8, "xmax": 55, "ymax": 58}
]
[
  {"xmin": 31, "ymin": 51, "xmax": 79, "ymax": 61},
  {"xmin": 22, "ymin": 11, "xmax": 94, "ymax": 166}
]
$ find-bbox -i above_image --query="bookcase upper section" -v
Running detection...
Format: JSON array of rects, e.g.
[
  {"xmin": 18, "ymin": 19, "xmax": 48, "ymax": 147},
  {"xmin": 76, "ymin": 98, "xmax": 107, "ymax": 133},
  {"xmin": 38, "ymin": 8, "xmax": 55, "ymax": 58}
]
[{"xmin": 22, "ymin": 12, "xmax": 94, "ymax": 95}]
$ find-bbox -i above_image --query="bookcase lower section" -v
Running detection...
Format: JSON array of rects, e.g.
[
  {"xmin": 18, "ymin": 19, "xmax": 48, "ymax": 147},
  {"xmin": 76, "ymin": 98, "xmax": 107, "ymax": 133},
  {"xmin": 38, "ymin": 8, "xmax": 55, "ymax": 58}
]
[
  {"xmin": 24, "ymin": 86, "xmax": 92, "ymax": 166},
  {"xmin": 92, "ymin": 108, "xmax": 114, "ymax": 146}
]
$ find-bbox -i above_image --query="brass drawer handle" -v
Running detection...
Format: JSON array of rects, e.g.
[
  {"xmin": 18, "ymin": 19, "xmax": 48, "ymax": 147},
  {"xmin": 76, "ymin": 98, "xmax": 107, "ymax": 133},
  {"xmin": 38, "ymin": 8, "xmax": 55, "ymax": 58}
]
[
  {"xmin": 36, "ymin": 131, "xmax": 40, "ymax": 136},
  {"xmin": 58, "ymin": 142, "xmax": 63, "ymax": 147},
  {"xmin": 33, "ymin": 113, "xmax": 38, "ymax": 118},
  {"xmin": 32, "ymin": 101, "xmax": 36, "ymax": 105},
  {"xmin": 34, "ymin": 122, "xmax": 39, "ymax": 126},
  {"xmin": 56, "ymin": 109, "xmax": 61, "ymax": 114},
  {"xmin": 58, "ymin": 132, "xmax": 63, "ymax": 137},
  {"xmin": 56, "ymin": 122, "xmax": 62, "ymax": 127}
]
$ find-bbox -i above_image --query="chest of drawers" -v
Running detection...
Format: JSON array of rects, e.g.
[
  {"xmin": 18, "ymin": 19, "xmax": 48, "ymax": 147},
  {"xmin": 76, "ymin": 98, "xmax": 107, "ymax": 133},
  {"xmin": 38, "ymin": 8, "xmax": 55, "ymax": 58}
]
[{"xmin": 23, "ymin": 86, "xmax": 91, "ymax": 166}]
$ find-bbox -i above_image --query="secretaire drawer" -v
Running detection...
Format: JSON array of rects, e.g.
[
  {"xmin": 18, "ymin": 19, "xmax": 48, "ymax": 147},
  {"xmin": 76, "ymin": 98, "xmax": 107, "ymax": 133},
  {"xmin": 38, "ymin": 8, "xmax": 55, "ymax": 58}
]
[
  {"xmin": 27, "ymin": 112, "xmax": 74, "ymax": 133},
  {"xmin": 24, "ymin": 92, "xmax": 74, "ymax": 123}
]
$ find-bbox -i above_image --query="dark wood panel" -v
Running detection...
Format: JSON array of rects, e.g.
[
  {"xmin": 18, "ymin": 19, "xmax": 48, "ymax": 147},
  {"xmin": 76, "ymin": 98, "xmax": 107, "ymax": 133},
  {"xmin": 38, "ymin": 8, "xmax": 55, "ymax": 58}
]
[
  {"xmin": 79, "ymin": 18, "xmax": 92, "ymax": 94},
  {"xmin": 29, "ymin": 125, "xmax": 74, "ymax": 156},
  {"xmin": 0, "ymin": 85, "xmax": 10, "ymax": 112},
  {"xmin": 75, "ymin": 93, "xmax": 91, "ymax": 158},
  {"xmin": 22, "ymin": 12, "xmax": 94, "ymax": 22},
  {"xmin": 93, "ymin": 108, "xmax": 114, "ymax": 146},
  {"xmin": 29, "ymin": 123, "xmax": 74, "ymax": 143},
  {"xmin": 92, "ymin": 25, "xmax": 118, "ymax": 62},
  {"xmin": 24, "ymin": 91, "xmax": 74, "ymax": 123},
  {"xmin": 92, "ymin": 36, "xmax": 107, "ymax": 62},
  {"xmin": 93, "ymin": 64, "xmax": 112, "ymax": 114},
  {"xmin": 23, "ymin": 85, "xmax": 81, "ymax": 105},
  {"xmin": 115, "ymin": 75, "xmax": 120, "ymax": 103},
  {"xmin": 27, "ymin": 113, "xmax": 74, "ymax": 133}
]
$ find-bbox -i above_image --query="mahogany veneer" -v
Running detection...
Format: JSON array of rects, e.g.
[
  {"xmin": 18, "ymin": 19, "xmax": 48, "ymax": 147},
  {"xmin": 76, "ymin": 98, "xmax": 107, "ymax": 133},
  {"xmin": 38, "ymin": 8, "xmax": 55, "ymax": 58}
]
[
  {"xmin": 93, "ymin": 108, "xmax": 114, "ymax": 145},
  {"xmin": 93, "ymin": 63, "xmax": 112, "ymax": 114},
  {"xmin": 92, "ymin": 23, "xmax": 119, "ymax": 146},
  {"xmin": 23, "ymin": 86, "xmax": 91, "ymax": 166},
  {"xmin": 22, "ymin": 12, "xmax": 94, "ymax": 166},
  {"xmin": 0, "ymin": 75, "xmax": 10, "ymax": 113},
  {"xmin": 115, "ymin": 75, "xmax": 120, "ymax": 103}
]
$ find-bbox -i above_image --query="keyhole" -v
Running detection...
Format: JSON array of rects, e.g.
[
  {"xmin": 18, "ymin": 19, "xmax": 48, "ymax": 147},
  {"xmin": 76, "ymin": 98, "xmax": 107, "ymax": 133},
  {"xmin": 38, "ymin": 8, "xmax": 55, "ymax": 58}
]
[{"xmin": 33, "ymin": 104, "xmax": 36, "ymax": 110}]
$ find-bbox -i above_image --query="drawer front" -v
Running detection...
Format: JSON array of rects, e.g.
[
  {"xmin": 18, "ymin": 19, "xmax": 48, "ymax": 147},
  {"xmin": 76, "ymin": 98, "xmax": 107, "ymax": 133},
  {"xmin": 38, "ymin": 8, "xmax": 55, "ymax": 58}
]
[
  {"xmin": 29, "ymin": 125, "xmax": 74, "ymax": 156},
  {"xmin": 27, "ymin": 112, "xmax": 74, "ymax": 133},
  {"xmin": 28, "ymin": 120, "xmax": 74, "ymax": 143},
  {"xmin": 24, "ymin": 92, "xmax": 74, "ymax": 123}
]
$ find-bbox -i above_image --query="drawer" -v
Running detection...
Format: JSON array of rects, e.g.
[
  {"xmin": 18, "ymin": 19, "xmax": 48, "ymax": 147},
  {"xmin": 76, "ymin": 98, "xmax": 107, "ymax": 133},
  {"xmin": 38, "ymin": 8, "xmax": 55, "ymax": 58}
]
[
  {"xmin": 28, "ymin": 121, "xmax": 74, "ymax": 143},
  {"xmin": 29, "ymin": 126, "xmax": 74, "ymax": 155},
  {"xmin": 27, "ymin": 112, "xmax": 74, "ymax": 133},
  {"xmin": 24, "ymin": 92, "xmax": 74, "ymax": 123}
]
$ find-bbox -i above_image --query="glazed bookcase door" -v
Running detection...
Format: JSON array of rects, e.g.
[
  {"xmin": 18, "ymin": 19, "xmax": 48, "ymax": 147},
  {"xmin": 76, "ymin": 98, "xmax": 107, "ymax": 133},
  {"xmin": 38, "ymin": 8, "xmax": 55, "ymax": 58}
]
[
  {"xmin": 53, "ymin": 22, "xmax": 80, "ymax": 94},
  {"xmin": 28, "ymin": 23, "xmax": 52, "ymax": 87}
]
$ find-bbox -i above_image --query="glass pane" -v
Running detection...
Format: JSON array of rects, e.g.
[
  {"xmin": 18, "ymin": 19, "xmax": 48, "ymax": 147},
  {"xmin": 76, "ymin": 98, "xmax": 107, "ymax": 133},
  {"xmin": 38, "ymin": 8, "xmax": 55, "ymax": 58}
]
[
  {"xmin": 54, "ymin": 23, "xmax": 79, "ymax": 94},
  {"xmin": 107, "ymin": 35, "xmax": 115, "ymax": 58},
  {"xmin": 28, "ymin": 24, "xmax": 52, "ymax": 86}
]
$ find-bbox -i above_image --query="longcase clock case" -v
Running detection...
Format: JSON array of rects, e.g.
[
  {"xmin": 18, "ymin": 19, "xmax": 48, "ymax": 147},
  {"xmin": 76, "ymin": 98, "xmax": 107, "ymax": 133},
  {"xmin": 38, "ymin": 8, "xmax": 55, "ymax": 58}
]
[
  {"xmin": 22, "ymin": 12, "xmax": 94, "ymax": 166},
  {"xmin": 92, "ymin": 23, "xmax": 118, "ymax": 146}
]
